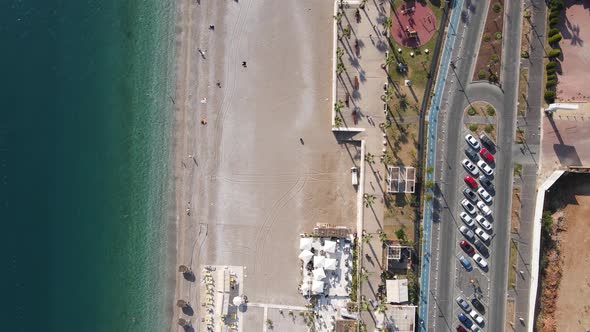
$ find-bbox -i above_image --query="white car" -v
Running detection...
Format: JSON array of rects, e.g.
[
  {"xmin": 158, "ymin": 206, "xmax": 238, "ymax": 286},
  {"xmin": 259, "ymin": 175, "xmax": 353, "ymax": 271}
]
[
  {"xmin": 465, "ymin": 134, "xmax": 481, "ymax": 150},
  {"xmin": 460, "ymin": 225, "xmax": 475, "ymax": 240},
  {"xmin": 470, "ymin": 309, "xmax": 485, "ymax": 324},
  {"xmin": 462, "ymin": 199, "xmax": 477, "ymax": 215},
  {"xmin": 476, "ymin": 160, "xmax": 494, "ymax": 176},
  {"xmin": 475, "ymin": 215, "xmax": 492, "ymax": 231},
  {"xmin": 476, "ymin": 200, "xmax": 492, "ymax": 216},
  {"xmin": 477, "ymin": 187, "xmax": 492, "ymax": 203},
  {"xmin": 473, "ymin": 254, "xmax": 488, "ymax": 269},
  {"xmin": 471, "ymin": 327, "xmax": 482, "ymax": 332},
  {"xmin": 462, "ymin": 159, "xmax": 479, "ymax": 176},
  {"xmin": 475, "ymin": 227, "xmax": 491, "ymax": 242},
  {"xmin": 460, "ymin": 212, "xmax": 475, "ymax": 227}
]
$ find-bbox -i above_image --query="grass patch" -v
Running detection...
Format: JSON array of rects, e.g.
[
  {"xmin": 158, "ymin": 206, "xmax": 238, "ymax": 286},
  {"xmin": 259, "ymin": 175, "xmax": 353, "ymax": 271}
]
[
  {"xmin": 511, "ymin": 187, "xmax": 521, "ymax": 233},
  {"xmin": 508, "ymin": 240, "xmax": 518, "ymax": 289},
  {"xmin": 517, "ymin": 68, "xmax": 529, "ymax": 116}
]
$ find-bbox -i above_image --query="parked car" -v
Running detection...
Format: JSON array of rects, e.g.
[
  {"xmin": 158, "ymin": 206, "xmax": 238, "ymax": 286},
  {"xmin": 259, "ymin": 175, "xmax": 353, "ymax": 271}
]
[
  {"xmin": 462, "ymin": 159, "xmax": 479, "ymax": 176},
  {"xmin": 469, "ymin": 310, "xmax": 485, "ymax": 325},
  {"xmin": 476, "ymin": 200, "xmax": 492, "ymax": 216},
  {"xmin": 479, "ymin": 175, "xmax": 494, "ymax": 191},
  {"xmin": 460, "ymin": 240, "xmax": 475, "ymax": 255},
  {"xmin": 460, "ymin": 225, "xmax": 475, "ymax": 241},
  {"xmin": 460, "ymin": 212, "xmax": 475, "ymax": 227},
  {"xmin": 476, "ymin": 160, "xmax": 494, "ymax": 176},
  {"xmin": 463, "ymin": 187, "xmax": 478, "ymax": 202},
  {"xmin": 456, "ymin": 296, "xmax": 471, "ymax": 311},
  {"xmin": 459, "ymin": 255, "xmax": 473, "ymax": 271},
  {"xmin": 473, "ymin": 254, "xmax": 488, "ymax": 269},
  {"xmin": 462, "ymin": 199, "xmax": 477, "ymax": 215},
  {"xmin": 475, "ymin": 215, "xmax": 492, "ymax": 231},
  {"xmin": 464, "ymin": 175, "xmax": 478, "ymax": 189},
  {"xmin": 477, "ymin": 187, "xmax": 493, "ymax": 203},
  {"xmin": 479, "ymin": 147, "xmax": 495, "ymax": 163},
  {"xmin": 471, "ymin": 326, "xmax": 482, "ymax": 332},
  {"xmin": 471, "ymin": 298, "xmax": 485, "ymax": 313},
  {"xmin": 475, "ymin": 227, "xmax": 491, "ymax": 242},
  {"xmin": 456, "ymin": 326, "xmax": 468, "ymax": 332},
  {"xmin": 465, "ymin": 134, "xmax": 481, "ymax": 150},
  {"xmin": 465, "ymin": 148, "xmax": 479, "ymax": 161},
  {"xmin": 479, "ymin": 133, "xmax": 496, "ymax": 149},
  {"xmin": 458, "ymin": 312, "xmax": 474, "ymax": 328},
  {"xmin": 473, "ymin": 239, "xmax": 489, "ymax": 257}
]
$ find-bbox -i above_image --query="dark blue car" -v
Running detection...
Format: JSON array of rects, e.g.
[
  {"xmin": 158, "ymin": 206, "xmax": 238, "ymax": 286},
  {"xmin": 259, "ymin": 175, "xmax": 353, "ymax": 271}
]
[{"xmin": 458, "ymin": 312, "xmax": 473, "ymax": 328}]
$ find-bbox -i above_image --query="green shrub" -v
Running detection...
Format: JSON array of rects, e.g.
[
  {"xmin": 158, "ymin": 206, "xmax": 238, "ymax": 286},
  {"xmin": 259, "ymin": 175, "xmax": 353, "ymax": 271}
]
[
  {"xmin": 550, "ymin": 0, "xmax": 564, "ymax": 10},
  {"xmin": 489, "ymin": 73, "xmax": 499, "ymax": 82},
  {"xmin": 478, "ymin": 70, "xmax": 486, "ymax": 79},
  {"xmin": 495, "ymin": 32, "xmax": 502, "ymax": 40},
  {"xmin": 546, "ymin": 67, "xmax": 556, "ymax": 75},
  {"xmin": 468, "ymin": 107, "xmax": 477, "ymax": 116},
  {"xmin": 521, "ymin": 51, "xmax": 529, "ymax": 59},
  {"xmin": 548, "ymin": 34, "xmax": 562, "ymax": 44},
  {"xmin": 483, "ymin": 33, "xmax": 492, "ymax": 42},
  {"xmin": 549, "ymin": 17, "xmax": 559, "ymax": 28},
  {"xmin": 547, "ymin": 73, "xmax": 556, "ymax": 81},
  {"xmin": 544, "ymin": 90, "xmax": 556, "ymax": 103},
  {"xmin": 547, "ymin": 48, "xmax": 561, "ymax": 58},
  {"xmin": 546, "ymin": 61, "xmax": 557, "ymax": 69},
  {"xmin": 546, "ymin": 80, "xmax": 557, "ymax": 88},
  {"xmin": 486, "ymin": 106, "xmax": 496, "ymax": 116},
  {"xmin": 548, "ymin": 28, "xmax": 560, "ymax": 37},
  {"xmin": 548, "ymin": 11, "xmax": 560, "ymax": 21},
  {"xmin": 469, "ymin": 124, "xmax": 478, "ymax": 131},
  {"xmin": 492, "ymin": 2, "xmax": 503, "ymax": 13},
  {"xmin": 490, "ymin": 54, "xmax": 499, "ymax": 62},
  {"xmin": 484, "ymin": 124, "xmax": 494, "ymax": 133}
]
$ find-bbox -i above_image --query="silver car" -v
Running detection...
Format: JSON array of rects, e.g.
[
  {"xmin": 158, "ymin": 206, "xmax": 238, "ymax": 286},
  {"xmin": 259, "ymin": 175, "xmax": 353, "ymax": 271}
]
[
  {"xmin": 460, "ymin": 225, "xmax": 475, "ymax": 241},
  {"xmin": 460, "ymin": 212, "xmax": 475, "ymax": 227},
  {"xmin": 456, "ymin": 296, "xmax": 471, "ymax": 311},
  {"xmin": 477, "ymin": 187, "xmax": 492, "ymax": 203},
  {"xmin": 465, "ymin": 134, "xmax": 481, "ymax": 150}
]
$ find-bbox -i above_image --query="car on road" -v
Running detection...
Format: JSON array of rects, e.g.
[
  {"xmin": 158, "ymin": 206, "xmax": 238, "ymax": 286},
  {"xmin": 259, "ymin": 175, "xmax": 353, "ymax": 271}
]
[
  {"xmin": 458, "ymin": 312, "xmax": 474, "ymax": 328},
  {"xmin": 471, "ymin": 298, "xmax": 485, "ymax": 313},
  {"xmin": 469, "ymin": 310, "xmax": 485, "ymax": 325},
  {"xmin": 473, "ymin": 239, "xmax": 489, "ymax": 257},
  {"xmin": 456, "ymin": 296, "xmax": 471, "ymax": 311},
  {"xmin": 460, "ymin": 212, "xmax": 475, "ymax": 227},
  {"xmin": 464, "ymin": 175, "xmax": 478, "ymax": 189},
  {"xmin": 462, "ymin": 199, "xmax": 477, "ymax": 215},
  {"xmin": 460, "ymin": 240, "xmax": 475, "ymax": 255},
  {"xmin": 477, "ymin": 187, "xmax": 493, "ymax": 203},
  {"xmin": 473, "ymin": 254, "xmax": 488, "ymax": 269},
  {"xmin": 476, "ymin": 160, "xmax": 494, "ymax": 176},
  {"xmin": 459, "ymin": 256, "xmax": 473, "ymax": 271},
  {"xmin": 463, "ymin": 187, "xmax": 478, "ymax": 202},
  {"xmin": 479, "ymin": 147, "xmax": 495, "ymax": 163},
  {"xmin": 465, "ymin": 134, "xmax": 481, "ymax": 150},
  {"xmin": 465, "ymin": 148, "xmax": 479, "ymax": 161},
  {"xmin": 479, "ymin": 175, "xmax": 494, "ymax": 191},
  {"xmin": 475, "ymin": 227, "xmax": 491, "ymax": 242},
  {"xmin": 479, "ymin": 132, "xmax": 496, "ymax": 149},
  {"xmin": 476, "ymin": 200, "xmax": 492, "ymax": 216},
  {"xmin": 462, "ymin": 159, "xmax": 479, "ymax": 176},
  {"xmin": 460, "ymin": 225, "xmax": 475, "ymax": 241},
  {"xmin": 475, "ymin": 215, "xmax": 492, "ymax": 231}
]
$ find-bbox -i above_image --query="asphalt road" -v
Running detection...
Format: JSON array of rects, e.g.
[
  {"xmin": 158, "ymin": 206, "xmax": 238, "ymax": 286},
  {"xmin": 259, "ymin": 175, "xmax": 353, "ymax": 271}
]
[{"xmin": 428, "ymin": 0, "xmax": 523, "ymax": 330}]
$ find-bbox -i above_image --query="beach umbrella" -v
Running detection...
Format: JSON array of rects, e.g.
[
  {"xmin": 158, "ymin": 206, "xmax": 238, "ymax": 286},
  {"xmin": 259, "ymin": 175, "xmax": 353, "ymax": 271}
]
[
  {"xmin": 311, "ymin": 280, "xmax": 325, "ymax": 294},
  {"xmin": 312, "ymin": 268, "xmax": 326, "ymax": 280},
  {"xmin": 323, "ymin": 240, "xmax": 337, "ymax": 253},
  {"xmin": 324, "ymin": 258, "xmax": 337, "ymax": 270},
  {"xmin": 313, "ymin": 255, "xmax": 325, "ymax": 268},
  {"xmin": 299, "ymin": 249, "xmax": 314, "ymax": 263},
  {"xmin": 176, "ymin": 299, "xmax": 188, "ymax": 308},
  {"xmin": 232, "ymin": 296, "xmax": 244, "ymax": 306},
  {"xmin": 299, "ymin": 237, "xmax": 313, "ymax": 250}
]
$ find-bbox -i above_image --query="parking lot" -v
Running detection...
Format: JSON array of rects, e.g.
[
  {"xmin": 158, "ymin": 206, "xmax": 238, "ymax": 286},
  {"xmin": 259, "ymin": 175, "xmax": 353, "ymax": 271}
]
[{"xmin": 450, "ymin": 129, "xmax": 498, "ymax": 331}]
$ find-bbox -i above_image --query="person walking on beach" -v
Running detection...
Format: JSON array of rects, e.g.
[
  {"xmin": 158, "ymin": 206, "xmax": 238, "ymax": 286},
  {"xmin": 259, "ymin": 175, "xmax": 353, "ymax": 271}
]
[{"xmin": 242, "ymin": 61, "xmax": 247, "ymax": 68}]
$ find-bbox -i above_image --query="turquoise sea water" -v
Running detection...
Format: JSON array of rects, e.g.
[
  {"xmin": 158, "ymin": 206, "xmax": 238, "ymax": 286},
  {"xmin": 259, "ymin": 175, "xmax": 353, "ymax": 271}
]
[{"xmin": 3, "ymin": 1, "xmax": 176, "ymax": 331}]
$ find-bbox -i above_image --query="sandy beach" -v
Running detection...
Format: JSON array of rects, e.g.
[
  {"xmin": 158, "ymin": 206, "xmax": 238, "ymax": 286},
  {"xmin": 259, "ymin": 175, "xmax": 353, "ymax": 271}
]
[{"xmin": 170, "ymin": 0, "xmax": 358, "ymax": 330}]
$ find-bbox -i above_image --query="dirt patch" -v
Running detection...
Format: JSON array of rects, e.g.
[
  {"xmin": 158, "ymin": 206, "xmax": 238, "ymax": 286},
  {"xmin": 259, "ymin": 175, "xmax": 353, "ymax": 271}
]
[
  {"xmin": 521, "ymin": 11, "xmax": 532, "ymax": 58},
  {"xmin": 508, "ymin": 240, "xmax": 518, "ymax": 289},
  {"xmin": 472, "ymin": 1, "xmax": 504, "ymax": 82},
  {"xmin": 505, "ymin": 298, "xmax": 515, "ymax": 331},
  {"xmin": 517, "ymin": 68, "xmax": 529, "ymax": 116},
  {"xmin": 384, "ymin": 193, "xmax": 417, "ymax": 243},
  {"xmin": 515, "ymin": 127, "xmax": 525, "ymax": 144},
  {"xmin": 465, "ymin": 123, "xmax": 497, "ymax": 141},
  {"xmin": 464, "ymin": 101, "xmax": 496, "ymax": 117},
  {"xmin": 511, "ymin": 186, "xmax": 521, "ymax": 233},
  {"xmin": 390, "ymin": 1, "xmax": 437, "ymax": 48}
]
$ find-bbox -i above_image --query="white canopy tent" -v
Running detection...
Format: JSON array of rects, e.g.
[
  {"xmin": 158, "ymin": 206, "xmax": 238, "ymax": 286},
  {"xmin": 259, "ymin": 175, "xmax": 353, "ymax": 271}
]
[
  {"xmin": 299, "ymin": 237, "xmax": 313, "ymax": 251},
  {"xmin": 323, "ymin": 240, "xmax": 337, "ymax": 253},
  {"xmin": 232, "ymin": 296, "xmax": 243, "ymax": 306},
  {"xmin": 312, "ymin": 267, "xmax": 326, "ymax": 280},
  {"xmin": 299, "ymin": 250, "xmax": 314, "ymax": 263},
  {"xmin": 324, "ymin": 258, "xmax": 337, "ymax": 270},
  {"xmin": 311, "ymin": 280, "xmax": 325, "ymax": 294},
  {"xmin": 313, "ymin": 255, "xmax": 325, "ymax": 268}
]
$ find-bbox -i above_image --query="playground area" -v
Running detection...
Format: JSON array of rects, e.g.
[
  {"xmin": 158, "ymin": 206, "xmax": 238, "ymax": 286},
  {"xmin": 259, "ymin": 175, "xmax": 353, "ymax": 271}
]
[
  {"xmin": 391, "ymin": 1, "xmax": 437, "ymax": 48},
  {"xmin": 556, "ymin": 0, "xmax": 590, "ymax": 101}
]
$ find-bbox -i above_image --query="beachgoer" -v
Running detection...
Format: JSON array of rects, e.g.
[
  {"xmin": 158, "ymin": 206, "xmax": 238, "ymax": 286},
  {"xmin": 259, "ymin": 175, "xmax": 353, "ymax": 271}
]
[
  {"xmin": 299, "ymin": 138, "xmax": 304, "ymax": 144},
  {"xmin": 242, "ymin": 61, "xmax": 247, "ymax": 67},
  {"xmin": 216, "ymin": 81, "xmax": 221, "ymax": 88}
]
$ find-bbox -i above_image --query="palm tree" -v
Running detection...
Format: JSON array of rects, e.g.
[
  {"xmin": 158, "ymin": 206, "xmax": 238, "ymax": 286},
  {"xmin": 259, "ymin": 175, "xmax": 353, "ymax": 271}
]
[
  {"xmin": 378, "ymin": 230, "xmax": 388, "ymax": 243},
  {"xmin": 365, "ymin": 152, "xmax": 375, "ymax": 164},
  {"xmin": 334, "ymin": 99, "xmax": 344, "ymax": 113},
  {"xmin": 343, "ymin": 25, "xmax": 352, "ymax": 39},
  {"xmin": 382, "ymin": 17, "xmax": 392, "ymax": 31},
  {"xmin": 334, "ymin": 116, "xmax": 343, "ymax": 127},
  {"xmin": 336, "ymin": 46, "xmax": 344, "ymax": 59},
  {"xmin": 360, "ymin": 0, "xmax": 368, "ymax": 9},
  {"xmin": 362, "ymin": 232, "xmax": 373, "ymax": 243},
  {"xmin": 333, "ymin": 12, "xmax": 343, "ymax": 25},
  {"xmin": 336, "ymin": 62, "xmax": 345, "ymax": 75},
  {"xmin": 363, "ymin": 194, "xmax": 376, "ymax": 207},
  {"xmin": 385, "ymin": 53, "xmax": 396, "ymax": 68},
  {"xmin": 381, "ymin": 86, "xmax": 394, "ymax": 102}
]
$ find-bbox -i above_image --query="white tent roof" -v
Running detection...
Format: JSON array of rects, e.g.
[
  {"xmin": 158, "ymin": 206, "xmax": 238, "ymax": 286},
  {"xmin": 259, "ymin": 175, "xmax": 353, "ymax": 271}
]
[
  {"xmin": 386, "ymin": 279, "xmax": 409, "ymax": 303},
  {"xmin": 313, "ymin": 255, "xmax": 325, "ymax": 268},
  {"xmin": 311, "ymin": 280, "xmax": 325, "ymax": 294},
  {"xmin": 232, "ymin": 296, "xmax": 243, "ymax": 306},
  {"xmin": 323, "ymin": 240, "xmax": 337, "ymax": 253},
  {"xmin": 299, "ymin": 250, "xmax": 313, "ymax": 263},
  {"xmin": 312, "ymin": 267, "xmax": 326, "ymax": 280},
  {"xmin": 299, "ymin": 237, "xmax": 313, "ymax": 250},
  {"xmin": 324, "ymin": 258, "xmax": 337, "ymax": 270}
]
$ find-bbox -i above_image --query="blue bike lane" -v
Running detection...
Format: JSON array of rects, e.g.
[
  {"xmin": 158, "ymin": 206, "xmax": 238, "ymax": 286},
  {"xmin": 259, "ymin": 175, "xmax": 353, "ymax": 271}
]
[{"xmin": 418, "ymin": 0, "xmax": 463, "ymax": 330}]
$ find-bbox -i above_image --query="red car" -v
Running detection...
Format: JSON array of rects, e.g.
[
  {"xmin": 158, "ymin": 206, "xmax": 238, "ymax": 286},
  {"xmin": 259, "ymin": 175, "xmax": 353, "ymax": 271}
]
[
  {"xmin": 464, "ymin": 175, "xmax": 478, "ymax": 189},
  {"xmin": 460, "ymin": 240, "xmax": 475, "ymax": 255},
  {"xmin": 479, "ymin": 148, "xmax": 495, "ymax": 163},
  {"xmin": 456, "ymin": 326, "xmax": 468, "ymax": 332}
]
